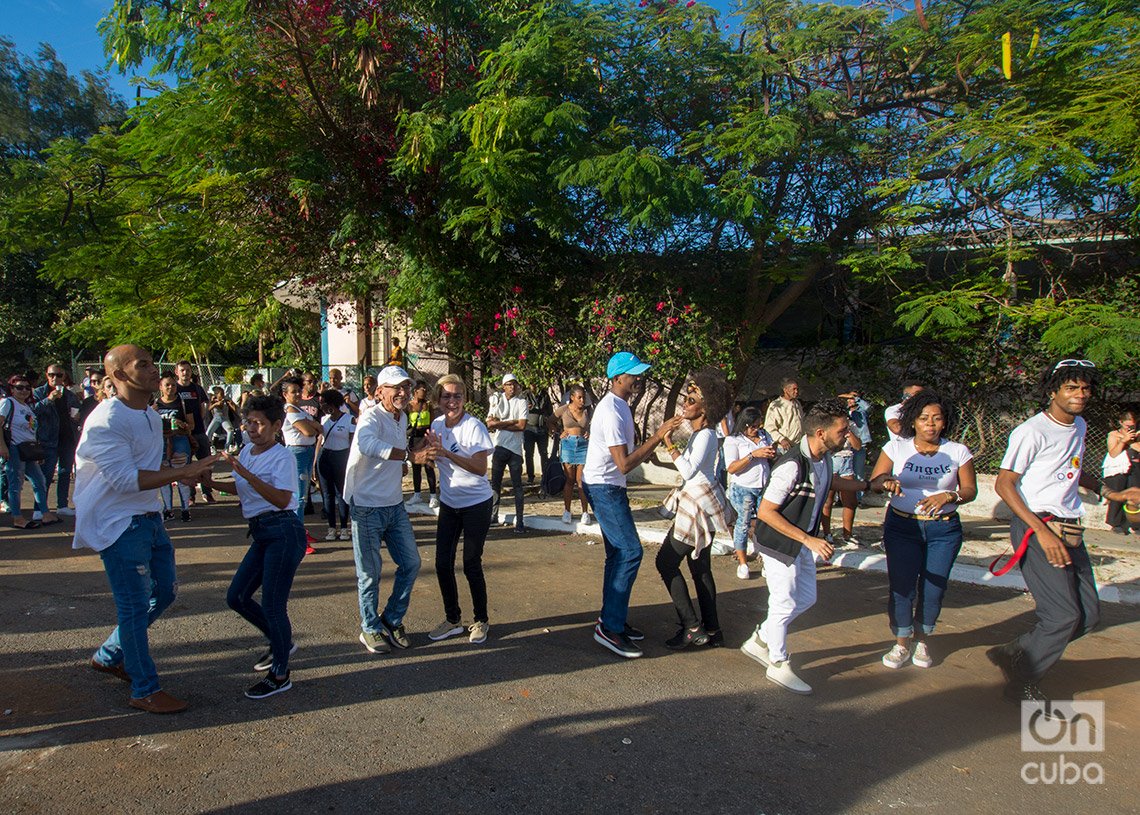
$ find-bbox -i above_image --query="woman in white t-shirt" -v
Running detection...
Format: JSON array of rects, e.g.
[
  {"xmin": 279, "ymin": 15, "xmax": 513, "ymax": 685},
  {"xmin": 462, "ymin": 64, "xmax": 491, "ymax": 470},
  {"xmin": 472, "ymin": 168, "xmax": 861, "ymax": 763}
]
[
  {"xmin": 869, "ymin": 390, "xmax": 977, "ymax": 671},
  {"xmin": 1103, "ymin": 407, "xmax": 1139, "ymax": 534},
  {"xmin": 1, "ymin": 375, "xmax": 54, "ymax": 529},
  {"xmin": 204, "ymin": 394, "xmax": 306, "ymax": 700},
  {"xmin": 422, "ymin": 374, "xmax": 496, "ymax": 645},
  {"xmin": 315, "ymin": 389, "xmax": 354, "ymax": 541},
  {"xmin": 280, "ymin": 377, "xmax": 322, "ymax": 549},
  {"xmin": 654, "ymin": 369, "xmax": 736, "ymax": 650},
  {"xmin": 722, "ymin": 406, "xmax": 777, "ymax": 580}
]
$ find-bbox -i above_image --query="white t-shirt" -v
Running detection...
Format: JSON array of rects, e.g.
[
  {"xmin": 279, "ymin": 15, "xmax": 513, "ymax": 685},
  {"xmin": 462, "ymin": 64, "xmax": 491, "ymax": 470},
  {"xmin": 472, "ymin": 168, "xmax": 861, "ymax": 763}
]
[
  {"xmin": 882, "ymin": 437, "xmax": 973, "ymax": 515},
  {"xmin": 343, "ymin": 404, "xmax": 407, "ymax": 508},
  {"xmin": 723, "ymin": 431, "xmax": 773, "ymax": 489},
  {"xmin": 320, "ymin": 412, "xmax": 354, "ymax": 452},
  {"xmin": 1000, "ymin": 412, "xmax": 1087, "ymax": 518},
  {"xmin": 583, "ymin": 392, "xmax": 635, "ymax": 487},
  {"xmin": 72, "ymin": 399, "xmax": 164, "ymax": 552},
  {"xmin": 1103, "ymin": 448, "xmax": 1131, "ymax": 477},
  {"xmin": 359, "ymin": 396, "xmax": 378, "ymax": 414},
  {"xmin": 1, "ymin": 397, "xmax": 37, "ymax": 444},
  {"xmin": 763, "ymin": 437, "xmax": 831, "ymax": 533},
  {"xmin": 675, "ymin": 427, "xmax": 718, "ymax": 482},
  {"xmin": 884, "ymin": 402, "xmax": 904, "ymax": 443},
  {"xmin": 282, "ymin": 404, "xmax": 317, "ymax": 447},
  {"xmin": 488, "ymin": 393, "xmax": 528, "ymax": 454},
  {"xmin": 234, "ymin": 443, "xmax": 298, "ymax": 519},
  {"xmin": 431, "ymin": 413, "xmax": 494, "ymax": 509}
]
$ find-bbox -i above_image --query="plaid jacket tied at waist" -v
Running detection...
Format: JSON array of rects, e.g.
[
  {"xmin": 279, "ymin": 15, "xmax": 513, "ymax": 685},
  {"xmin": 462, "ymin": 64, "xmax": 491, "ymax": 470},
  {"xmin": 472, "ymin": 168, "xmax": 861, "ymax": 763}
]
[{"xmin": 662, "ymin": 471, "xmax": 736, "ymax": 559}]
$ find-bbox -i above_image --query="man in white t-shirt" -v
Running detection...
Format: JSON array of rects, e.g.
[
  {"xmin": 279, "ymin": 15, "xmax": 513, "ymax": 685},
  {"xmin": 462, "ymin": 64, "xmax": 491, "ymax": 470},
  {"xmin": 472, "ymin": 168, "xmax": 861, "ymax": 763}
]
[
  {"xmin": 583, "ymin": 352, "xmax": 683, "ymax": 659},
  {"xmin": 884, "ymin": 382, "xmax": 923, "ymax": 443},
  {"xmin": 741, "ymin": 399, "xmax": 870, "ymax": 694},
  {"xmin": 345, "ymin": 365, "xmax": 431, "ymax": 655},
  {"xmin": 991, "ymin": 360, "xmax": 1140, "ymax": 706},
  {"xmin": 486, "ymin": 373, "xmax": 530, "ymax": 533},
  {"xmin": 76, "ymin": 345, "xmax": 218, "ymax": 714}
]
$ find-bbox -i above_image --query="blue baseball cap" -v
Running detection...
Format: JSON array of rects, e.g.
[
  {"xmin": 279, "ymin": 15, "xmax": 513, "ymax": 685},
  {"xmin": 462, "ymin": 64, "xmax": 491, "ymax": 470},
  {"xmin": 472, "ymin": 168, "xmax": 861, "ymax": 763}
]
[{"xmin": 606, "ymin": 351, "xmax": 651, "ymax": 379}]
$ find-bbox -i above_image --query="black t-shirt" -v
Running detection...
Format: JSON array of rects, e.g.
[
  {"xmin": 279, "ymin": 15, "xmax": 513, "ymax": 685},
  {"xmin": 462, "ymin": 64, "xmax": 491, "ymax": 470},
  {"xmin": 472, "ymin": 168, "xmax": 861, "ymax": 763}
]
[
  {"xmin": 154, "ymin": 397, "xmax": 189, "ymax": 435},
  {"xmin": 297, "ymin": 397, "xmax": 321, "ymax": 419},
  {"xmin": 175, "ymin": 381, "xmax": 208, "ymax": 433}
]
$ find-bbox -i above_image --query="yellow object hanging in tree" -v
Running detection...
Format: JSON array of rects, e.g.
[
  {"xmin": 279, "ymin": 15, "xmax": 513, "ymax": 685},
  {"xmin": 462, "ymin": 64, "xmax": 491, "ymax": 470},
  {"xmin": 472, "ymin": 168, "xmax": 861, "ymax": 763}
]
[
  {"xmin": 1028, "ymin": 27, "xmax": 1040, "ymax": 59},
  {"xmin": 1002, "ymin": 32, "xmax": 1012, "ymax": 78}
]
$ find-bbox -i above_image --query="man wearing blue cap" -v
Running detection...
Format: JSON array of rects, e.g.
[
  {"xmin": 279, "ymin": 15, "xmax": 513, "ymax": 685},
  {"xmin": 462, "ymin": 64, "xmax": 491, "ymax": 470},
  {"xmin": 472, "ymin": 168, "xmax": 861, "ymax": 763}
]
[{"xmin": 584, "ymin": 352, "xmax": 684, "ymax": 658}]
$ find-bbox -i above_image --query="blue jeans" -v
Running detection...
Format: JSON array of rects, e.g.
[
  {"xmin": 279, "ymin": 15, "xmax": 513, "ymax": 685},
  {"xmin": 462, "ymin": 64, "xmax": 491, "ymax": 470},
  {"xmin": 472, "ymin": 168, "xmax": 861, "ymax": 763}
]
[
  {"xmin": 351, "ymin": 502, "xmax": 421, "ymax": 632},
  {"xmin": 94, "ymin": 514, "xmax": 177, "ymax": 698},
  {"xmin": 728, "ymin": 484, "xmax": 764, "ymax": 552},
  {"xmin": 288, "ymin": 445, "xmax": 316, "ymax": 523},
  {"xmin": 583, "ymin": 482, "xmax": 643, "ymax": 633},
  {"xmin": 227, "ymin": 511, "xmax": 307, "ymax": 675},
  {"xmin": 161, "ymin": 436, "xmax": 193, "ymax": 511},
  {"xmin": 39, "ymin": 440, "xmax": 76, "ymax": 510},
  {"xmin": 5, "ymin": 441, "xmax": 49, "ymax": 515},
  {"xmin": 883, "ymin": 510, "xmax": 963, "ymax": 637}
]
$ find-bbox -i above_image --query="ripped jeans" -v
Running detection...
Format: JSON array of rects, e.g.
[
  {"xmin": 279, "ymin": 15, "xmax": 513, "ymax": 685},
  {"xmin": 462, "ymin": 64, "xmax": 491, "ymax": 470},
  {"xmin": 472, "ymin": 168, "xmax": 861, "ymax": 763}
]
[{"xmin": 93, "ymin": 513, "xmax": 178, "ymax": 698}]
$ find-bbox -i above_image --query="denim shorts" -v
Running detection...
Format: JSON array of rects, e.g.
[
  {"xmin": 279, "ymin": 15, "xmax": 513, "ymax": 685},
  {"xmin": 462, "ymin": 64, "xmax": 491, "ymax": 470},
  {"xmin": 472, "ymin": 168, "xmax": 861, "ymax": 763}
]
[
  {"xmin": 832, "ymin": 453, "xmax": 854, "ymax": 478},
  {"xmin": 561, "ymin": 434, "xmax": 588, "ymax": 466}
]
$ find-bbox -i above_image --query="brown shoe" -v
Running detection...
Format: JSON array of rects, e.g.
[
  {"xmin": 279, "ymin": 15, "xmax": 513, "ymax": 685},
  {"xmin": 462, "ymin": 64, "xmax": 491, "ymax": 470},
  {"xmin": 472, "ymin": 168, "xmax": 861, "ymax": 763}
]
[
  {"xmin": 129, "ymin": 690, "xmax": 188, "ymax": 714},
  {"xmin": 90, "ymin": 658, "xmax": 131, "ymax": 683}
]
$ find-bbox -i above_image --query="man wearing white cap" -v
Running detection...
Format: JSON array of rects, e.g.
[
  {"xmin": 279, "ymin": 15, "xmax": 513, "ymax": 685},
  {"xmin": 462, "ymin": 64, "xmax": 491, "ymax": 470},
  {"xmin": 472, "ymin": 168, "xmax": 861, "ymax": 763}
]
[
  {"xmin": 584, "ymin": 352, "xmax": 683, "ymax": 658},
  {"xmin": 487, "ymin": 372, "xmax": 530, "ymax": 533},
  {"xmin": 344, "ymin": 365, "xmax": 429, "ymax": 654}
]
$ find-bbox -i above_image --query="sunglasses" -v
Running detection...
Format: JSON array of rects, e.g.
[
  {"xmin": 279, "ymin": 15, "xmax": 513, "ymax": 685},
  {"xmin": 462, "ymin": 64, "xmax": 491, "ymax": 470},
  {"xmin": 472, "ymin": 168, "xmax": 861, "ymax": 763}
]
[
  {"xmin": 12, "ymin": 384, "xmax": 31, "ymax": 391},
  {"xmin": 47, "ymin": 372, "xmax": 65, "ymax": 377},
  {"xmin": 1052, "ymin": 359, "xmax": 1095, "ymax": 372}
]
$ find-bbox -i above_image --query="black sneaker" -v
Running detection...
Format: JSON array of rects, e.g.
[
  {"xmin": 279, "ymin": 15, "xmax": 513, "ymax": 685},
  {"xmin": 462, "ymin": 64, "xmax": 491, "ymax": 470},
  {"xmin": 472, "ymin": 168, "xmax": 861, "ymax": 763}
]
[
  {"xmin": 379, "ymin": 616, "xmax": 411, "ymax": 649},
  {"xmin": 512, "ymin": 523, "xmax": 527, "ymax": 535},
  {"xmin": 596, "ymin": 618, "xmax": 644, "ymax": 641},
  {"xmin": 180, "ymin": 509, "xmax": 191, "ymax": 522},
  {"xmin": 665, "ymin": 626, "xmax": 709, "ymax": 650},
  {"xmin": 1003, "ymin": 681, "xmax": 1054, "ymax": 708},
  {"xmin": 253, "ymin": 643, "xmax": 298, "ymax": 672},
  {"xmin": 245, "ymin": 671, "xmax": 292, "ymax": 699},
  {"xmin": 162, "ymin": 509, "xmax": 174, "ymax": 521},
  {"xmin": 704, "ymin": 629, "xmax": 724, "ymax": 648},
  {"xmin": 593, "ymin": 623, "xmax": 642, "ymax": 659}
]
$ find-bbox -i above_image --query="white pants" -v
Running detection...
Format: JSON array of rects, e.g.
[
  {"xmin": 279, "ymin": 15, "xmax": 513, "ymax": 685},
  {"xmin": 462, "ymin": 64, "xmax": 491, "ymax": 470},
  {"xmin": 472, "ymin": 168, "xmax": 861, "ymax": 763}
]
[{"xmin": 759, "ymin": 546, "xmax": 817, "ymax": 662}]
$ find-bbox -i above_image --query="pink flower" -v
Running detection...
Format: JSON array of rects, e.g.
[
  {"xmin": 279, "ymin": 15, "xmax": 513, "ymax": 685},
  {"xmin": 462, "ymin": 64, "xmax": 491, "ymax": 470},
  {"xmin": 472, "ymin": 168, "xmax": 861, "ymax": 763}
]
[
  {"xmin": 667, "ymin": 316, "xmax": 679, "ymax": 326},
  {"xmin": 547, "ymin": 328, "xmax": 556, "ymax": 337},
  {"xmin": 513, "ymin": 285, "xmax": 523, "ymax": 294},
  {"xmin": 494, "ymin": 322, "xmax": 501, "ymax": 330},
  {"xmin": 615, "ymin": 295, "xmax": 624, "ymax": 303},
  {"xmin": 651, "ymin": 331, "xmax": 661, "ymax": 340},
  {"xmin": 439, "ymin": 321, "xmax": 450, "ymax": 335},
  {"xmin": 511, "ymin": 329, "xmax": 518, "ymax": 337},
  {"xmin": 650, "ymin": 347, "xmax": 660, "ymax": 355},
  {"xmin": 519, "ymin": 352, "xmax": 526, "ymax": 360},
  {"xmin": 656, "ymin": 301, "xmax": 666, "ymax": 311},
  {"xmin": 686, "ymin": 0, "xmax": 695, "ymax": 6},
  {"xmin": 495, "ymin": 312, "xmax": 502, "ymax": 320}
]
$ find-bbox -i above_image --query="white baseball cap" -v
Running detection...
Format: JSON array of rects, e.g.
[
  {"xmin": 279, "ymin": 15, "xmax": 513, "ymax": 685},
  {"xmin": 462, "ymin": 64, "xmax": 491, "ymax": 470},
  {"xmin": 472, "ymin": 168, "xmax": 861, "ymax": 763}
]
[
  {"xmin": 501, "ymin": 373, "xmax": 518, "ymax": 385},
  {"xmin": 376, "ymin": 366, "xmax": 412, "ymax": 387}
]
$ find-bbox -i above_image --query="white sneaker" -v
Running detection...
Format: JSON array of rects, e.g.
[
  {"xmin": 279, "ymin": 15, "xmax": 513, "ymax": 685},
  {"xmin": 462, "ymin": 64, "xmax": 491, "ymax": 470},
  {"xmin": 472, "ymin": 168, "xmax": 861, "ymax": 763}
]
[
  {"xmin": 55, "ymin": 507, "xmax": 76, "ymax": 517},
  {"xmin": 739, "ymin": 629, "xmax": 769, "ymax": 668},
  {"xmin": 468, "ymin": 621, "xmax": 489, "ymax": 644},
  {"xmin": 428, "ymin": 620, "xmax": 464, "ymax": 641},
  {"xmin": 429, "ymin": 495, "xmax": 440, "ymax": 509},
  {"xmin": 562, "ymin": 510, "xmax": 573, "ymax": 524},
  {"xmin": 324, "ymin": 528, "xmax": 338, "ymax": 541},
  {"xmin": 581, "ymin": 512, "xmax": 593, "ymax": 525},
  {"xmin": 736, "ymin": 563, "xmax": 750, "ymax": 580},
  {"xmin": 911, "ymin": 641, "xmax": 933, "ymax": 668},
  {"xmin": 882, "ymin": 643, "xmax": 911, "ymax": 669},
  {"xmin": 336, "ymin": 528, "xmax": 349, "ymax": 541},
  {"xmin": 766, "ymin": 659, "xmax": 812, "ymax": 694},
  {"xmin": 0, "ymin": 501, "xmax": 10, "ymax": 514}
]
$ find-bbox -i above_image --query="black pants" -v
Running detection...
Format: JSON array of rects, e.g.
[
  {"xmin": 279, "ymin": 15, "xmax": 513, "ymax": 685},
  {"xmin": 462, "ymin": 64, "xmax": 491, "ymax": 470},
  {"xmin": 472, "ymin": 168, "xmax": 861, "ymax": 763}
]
[
  {"xmin": 1012, "ymin": 515, "xmax": 1100, "ymax": 681},
  {"xmin": 317, "ymin": 447, "xmax": 350, "ymax": 528},
  {"xmin": 190, "ymin": 431, "xmax": 213, "ymax": 498},
  {"xmin": 655, "ymin": 528, "xmax": 719, "ymax": 632},
  {"xmin": 436, "ymin": 497, "xmax": 493, "ymax": 623},
  {"xmin": 490, "ymin": 446, "xmax": 524, "ymax": 524},
  {"xmin": 412, "ymin": 462, "xmax": 437, "ymax": 495},
  {"xmin": 524, "ymin": 427, "xmax": 549, "ymax": 481}
]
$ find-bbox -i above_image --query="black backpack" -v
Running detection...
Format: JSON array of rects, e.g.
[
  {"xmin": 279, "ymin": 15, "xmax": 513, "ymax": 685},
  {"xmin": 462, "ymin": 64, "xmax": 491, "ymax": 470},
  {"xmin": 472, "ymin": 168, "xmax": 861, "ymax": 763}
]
[{"xmin": 541, "ymin": 453, "xmax": 567, "ymax": 496}]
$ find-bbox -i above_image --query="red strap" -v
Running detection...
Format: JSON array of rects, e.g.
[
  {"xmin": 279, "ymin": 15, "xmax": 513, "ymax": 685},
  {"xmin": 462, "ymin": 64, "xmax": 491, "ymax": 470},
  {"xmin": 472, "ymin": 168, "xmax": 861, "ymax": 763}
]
[{"xmin": 989, "ymin": 515, "xmax": 1053, "ymax": 576}]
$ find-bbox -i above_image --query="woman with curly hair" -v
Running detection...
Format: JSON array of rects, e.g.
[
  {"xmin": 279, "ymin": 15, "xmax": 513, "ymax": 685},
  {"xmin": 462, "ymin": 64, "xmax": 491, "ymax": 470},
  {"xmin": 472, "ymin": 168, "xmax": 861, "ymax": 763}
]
[
  {"xmin": 654, "ymin": 367, "xmax": 736, "ymax": 649},
  {"xmin": 869, "ymin": 390, "xmax": 976, "ymax": 670}
]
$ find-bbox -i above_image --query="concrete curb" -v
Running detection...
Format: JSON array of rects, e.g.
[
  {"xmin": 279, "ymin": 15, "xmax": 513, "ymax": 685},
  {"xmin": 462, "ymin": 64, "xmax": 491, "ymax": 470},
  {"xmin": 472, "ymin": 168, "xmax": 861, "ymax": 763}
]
[{"xmin": 405, "ymin": 502, "xmax": 1140, "ymax": 606}]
